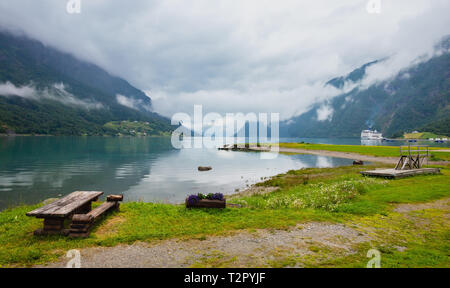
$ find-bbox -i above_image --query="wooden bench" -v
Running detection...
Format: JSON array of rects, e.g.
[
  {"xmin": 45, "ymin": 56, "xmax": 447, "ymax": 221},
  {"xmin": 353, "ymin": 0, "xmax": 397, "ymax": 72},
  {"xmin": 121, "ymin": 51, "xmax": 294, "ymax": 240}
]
[
  {"xmin": 69, "ymin": 195, "xmax": 123, "ymax": 238},
  {"xmin": 26, "ymin": 191, "xmax": 103, "ymax": 236}
]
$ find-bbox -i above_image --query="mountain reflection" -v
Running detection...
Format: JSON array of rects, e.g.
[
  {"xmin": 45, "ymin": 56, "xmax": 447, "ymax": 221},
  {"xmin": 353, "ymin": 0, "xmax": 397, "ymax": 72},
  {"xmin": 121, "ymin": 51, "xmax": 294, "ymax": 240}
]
[
  {"xmin": 0, "ymin": 137, "xmax": 355, "ymax": 210},
  {"xmin": 0, "ymin": 137, "xmax": 174, "ymax": 209}
]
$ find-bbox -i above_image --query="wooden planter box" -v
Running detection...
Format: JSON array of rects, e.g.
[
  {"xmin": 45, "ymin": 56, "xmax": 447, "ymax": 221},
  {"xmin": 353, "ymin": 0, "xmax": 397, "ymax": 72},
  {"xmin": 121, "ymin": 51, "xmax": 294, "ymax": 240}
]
[{"xmin": 185, "ymin": 199, "xmax": 226, "ymax": 209}]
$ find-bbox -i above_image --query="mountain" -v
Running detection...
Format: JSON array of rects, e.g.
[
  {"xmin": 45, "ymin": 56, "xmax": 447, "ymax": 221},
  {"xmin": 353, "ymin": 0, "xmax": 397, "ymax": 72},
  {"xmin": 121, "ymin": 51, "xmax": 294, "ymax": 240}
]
[
  {"xmin": 0, "ymin": 31, "xmax": 173, "ymax": 135},
  {"xmin": 326, "ymin": 60, "xmax": 379, "ymax": 89},
  {"xmin": 281, "ymin": 40, "xmax": 450, "ymax": 138}
]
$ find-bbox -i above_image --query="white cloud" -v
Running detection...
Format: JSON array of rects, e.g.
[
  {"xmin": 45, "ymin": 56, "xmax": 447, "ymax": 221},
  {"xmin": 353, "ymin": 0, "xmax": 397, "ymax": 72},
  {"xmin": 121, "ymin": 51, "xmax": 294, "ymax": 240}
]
[
  {"xmin": 0, "ymin": 81, "xmax": 103, "ymax": 109},
  {"xmin": 116, "ymin": 94, "xmax": 151, "ymax": 111},
  {"xmin": 0, "ymin": 0, "xmax": 449, "ymax": 120},
  {"xmin": 0, "ymin": 82, "xmax": 36, "ymax": 98},
  {"xmin": 51, "ymin": 83, "xmax": 104, "ymax": 109},
  {"xmin": 316, "ymin": 105, "xmax": 334, "ymax": 121},
  {"xmin": 116, "ymin": 94, "xmax": 135, "ymax": 109}
]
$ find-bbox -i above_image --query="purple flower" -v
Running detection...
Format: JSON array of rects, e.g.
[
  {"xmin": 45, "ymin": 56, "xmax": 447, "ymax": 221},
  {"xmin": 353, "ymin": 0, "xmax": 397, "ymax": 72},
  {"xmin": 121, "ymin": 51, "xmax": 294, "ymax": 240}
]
[
  {"xmin": 211, "ymin": 193, "xmax": 224, "ymax": 201},
  {"xmin": 187, "ymin": 194, "xmax": 199, "ymax": 205}
]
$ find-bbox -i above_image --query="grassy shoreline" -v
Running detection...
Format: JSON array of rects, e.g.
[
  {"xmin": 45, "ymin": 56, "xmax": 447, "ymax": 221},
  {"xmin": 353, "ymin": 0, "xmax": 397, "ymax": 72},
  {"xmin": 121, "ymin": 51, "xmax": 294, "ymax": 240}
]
[
  {"xmin": 0, "ymin": 145, "xmax": 449, "ymax": 267},
  {"xmin": 279, "ymin": 142, "xmax": 450, "ymax": 161}
]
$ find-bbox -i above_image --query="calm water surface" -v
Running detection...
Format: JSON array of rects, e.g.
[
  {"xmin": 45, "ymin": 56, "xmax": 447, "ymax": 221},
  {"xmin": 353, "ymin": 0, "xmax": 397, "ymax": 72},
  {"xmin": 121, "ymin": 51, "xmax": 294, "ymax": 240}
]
[{"xmin": 0, "ymin": 136, "xmax": 448, "ymax": 210}]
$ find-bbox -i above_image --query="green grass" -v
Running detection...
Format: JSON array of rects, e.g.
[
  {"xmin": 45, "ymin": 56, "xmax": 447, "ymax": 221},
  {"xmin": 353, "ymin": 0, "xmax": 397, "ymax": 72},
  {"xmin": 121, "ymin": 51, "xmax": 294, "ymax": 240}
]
[
  {"xmin": 0, "ymin": 164, "xmax": 449, "ymax": 267},
  {"xmin": 104, "ymin": 121, "xmax": 171, "ymax": 136},
  {"xmin": 279, "ymin": 142, "xmax": 450, "ymax": 161}
]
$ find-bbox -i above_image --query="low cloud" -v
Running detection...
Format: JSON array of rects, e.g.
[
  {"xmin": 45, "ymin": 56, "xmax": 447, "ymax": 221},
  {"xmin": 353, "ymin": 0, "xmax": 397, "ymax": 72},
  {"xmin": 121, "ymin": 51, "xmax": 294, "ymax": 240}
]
[
  {"xmin": 0, "ymin": 81, "xmax": 104, "ymax": 109},
  {"xmin": 0, "ymin": 82, "xmax": 35, "ymax": 98},
  {"xmin": 316, "ymin": 105, "xmax": 334, "ymax": 121},
  {"xmin": 50, "ymin": 83, "xmax": 104, "ymax": 109},
  {"xmin": 152, "ymin": 82, "xmax": 348, "ymax": 121},
  {"xmin": 116, "ymin": 94, "xmax": 151, "ymax": 111}
]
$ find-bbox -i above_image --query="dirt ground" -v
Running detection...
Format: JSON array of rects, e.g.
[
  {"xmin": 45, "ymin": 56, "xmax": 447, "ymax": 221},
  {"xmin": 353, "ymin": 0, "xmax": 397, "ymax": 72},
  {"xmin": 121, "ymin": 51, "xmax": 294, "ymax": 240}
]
[{"xmin": 393, "ymin": 198, "xmax": 450, "ymax": 213}]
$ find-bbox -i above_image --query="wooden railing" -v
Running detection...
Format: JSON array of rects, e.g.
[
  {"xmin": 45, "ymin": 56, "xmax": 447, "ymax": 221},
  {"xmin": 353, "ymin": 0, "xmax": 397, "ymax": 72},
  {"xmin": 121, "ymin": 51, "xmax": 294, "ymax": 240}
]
[{"xmin": 396, "ymin": 145, "xmax": 429, "ymax": 170}]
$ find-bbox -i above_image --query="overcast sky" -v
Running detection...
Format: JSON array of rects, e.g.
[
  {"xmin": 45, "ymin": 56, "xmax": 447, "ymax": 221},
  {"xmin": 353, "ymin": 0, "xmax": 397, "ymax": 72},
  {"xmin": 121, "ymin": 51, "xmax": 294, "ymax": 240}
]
[{"xmin": 0, "ymin": 0, "xmax": 449, "ymax": 120}]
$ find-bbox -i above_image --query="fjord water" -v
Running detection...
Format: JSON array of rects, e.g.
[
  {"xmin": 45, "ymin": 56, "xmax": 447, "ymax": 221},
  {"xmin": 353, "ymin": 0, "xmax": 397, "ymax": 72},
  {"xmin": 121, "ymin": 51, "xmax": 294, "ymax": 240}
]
[
  {"xmin": 1, "ymin": 136, "xmax": 448, "ymax": 210},
  {"xmin": 0, "ymin": 136, "xmax": 358, "ymax": 210}
]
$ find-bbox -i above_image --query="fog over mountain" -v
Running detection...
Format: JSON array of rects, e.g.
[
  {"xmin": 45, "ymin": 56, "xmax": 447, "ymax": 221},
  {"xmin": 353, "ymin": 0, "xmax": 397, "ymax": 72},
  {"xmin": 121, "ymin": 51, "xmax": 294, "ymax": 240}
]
[
  {"xmin": 0, "ymin": 32, "xmax": 172, "ymax": 135},
  {"xmin": 281, "ymin": 40, "xmax": 450, "ymax": 138},
  {"xmin": 1, "ymin": 0, "xmax": 449, "ymax": 121}
]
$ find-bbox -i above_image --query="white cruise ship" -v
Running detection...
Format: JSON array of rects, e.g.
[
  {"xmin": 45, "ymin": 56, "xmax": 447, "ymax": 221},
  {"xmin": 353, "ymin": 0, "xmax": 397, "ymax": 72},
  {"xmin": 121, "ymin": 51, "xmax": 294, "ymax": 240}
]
[{"xmin": 361, "ymin": 129, "xmax": 383, "ymax": 140}]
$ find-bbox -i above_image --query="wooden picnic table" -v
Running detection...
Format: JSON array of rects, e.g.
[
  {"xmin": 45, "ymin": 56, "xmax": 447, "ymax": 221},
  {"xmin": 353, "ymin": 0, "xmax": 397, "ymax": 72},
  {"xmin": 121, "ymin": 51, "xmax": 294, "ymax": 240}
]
[{"xmin": 26, "ymin": 191, "xmax": 103, "ymax": 235}]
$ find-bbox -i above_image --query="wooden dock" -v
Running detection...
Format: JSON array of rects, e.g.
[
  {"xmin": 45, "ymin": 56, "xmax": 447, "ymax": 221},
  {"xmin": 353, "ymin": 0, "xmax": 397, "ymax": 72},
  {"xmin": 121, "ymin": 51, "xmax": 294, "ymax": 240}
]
[
  {"xmin": 361, "ymin": 168, "xmax": 441, "ymax": 179},
  {"xmin": 218, "ymin": 145, "xmax": 271, "ymax": 152}
]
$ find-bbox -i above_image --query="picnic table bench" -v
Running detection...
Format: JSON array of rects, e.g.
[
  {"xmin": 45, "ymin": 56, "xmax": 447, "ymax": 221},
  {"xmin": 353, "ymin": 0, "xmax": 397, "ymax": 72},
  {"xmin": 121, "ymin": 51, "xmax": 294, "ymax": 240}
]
[
  {"xmin": 26, "ymin": 191, "xmax": 103, "ymax": 236},
  {"xmin": 69, "ymin": 195, "xmax": 123, "ymax": 238}
]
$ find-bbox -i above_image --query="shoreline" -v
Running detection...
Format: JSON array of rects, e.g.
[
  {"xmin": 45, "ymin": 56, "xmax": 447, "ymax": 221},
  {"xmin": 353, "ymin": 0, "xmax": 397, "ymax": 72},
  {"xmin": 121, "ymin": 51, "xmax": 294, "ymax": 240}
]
[
  {"xmin": 0, "ymin": 134, "xmax": 54, "ymax": 137},
  {"xmin": 278, "ymin": 147, "xmax": 398, "ymax": 164},
  {"xmin": 277, "ymin": 146, "xmax": 449, "ymax": 166},
  {"xmin": 235, "ymin": 144, "xmax": 450, "ymax": 166},
  {"xmin": 276, "ymin": 143, "xmax": 450, "ymax": 165}
]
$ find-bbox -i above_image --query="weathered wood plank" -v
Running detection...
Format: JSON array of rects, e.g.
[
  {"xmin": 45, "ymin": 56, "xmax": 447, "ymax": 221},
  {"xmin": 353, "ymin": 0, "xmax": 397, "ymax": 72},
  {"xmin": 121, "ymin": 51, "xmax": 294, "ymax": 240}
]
[
  {"xmin": 69, "ymin": 232, "xmax": 90, "ymax": 238},
  {"xmin": 186, "ymin": 199, "xmax": 226, "ymax": 209},
  {"xmin": 71, "ymin": 214, "xmax": 93, "ymax": 223},
  {"xmin": 69, "ymin": 226, "xmax": 90, "ymax": 233},
  {"xmin": 69, "ymin": 198, "xmax": 120, "ymax": 238},
  {"xmin": 34, "ymin": 228, "xmax": 70, "ymax": 236},
  {"xmin": 87, "ymin": 202, "xmax": 116, "ymax": 219},
  {"xmin": 69, "ymin": 223, "xmax": 90, "ymax": 229},
  {"xmin": 107, "ymin": 195, "xmax": 123, "ymax": 202},
  {"xmin": 43, "ymin": 224, "xmax": 64, "ymax": 231},
  {"xmin": 26, "ymin": 191, "xmax": 103, "ymax": 218},
  {"xmin": 361, "ymin": 168, "xmax": 440, "ymax": 179},
  {"xmin": 43, "ymin": 218, "xmax": 64, "ymax": 226}
]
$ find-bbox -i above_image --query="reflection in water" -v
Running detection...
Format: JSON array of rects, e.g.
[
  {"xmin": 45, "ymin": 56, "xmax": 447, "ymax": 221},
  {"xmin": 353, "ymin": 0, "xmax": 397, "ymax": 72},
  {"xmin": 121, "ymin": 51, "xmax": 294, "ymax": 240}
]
[
  {"xmin": 315, "ymin": 156, "xmax": 333, "ymax": 168},
  {"xmin": 361, "ymin": 140, "xmax": 383, "ymax": 146},
  {"xmin": 0, "ymin": 137, "xmax": 174, "ymax": 209},
  {"xmin": 0, "ymin": 137, "xmax": 357, "ymax": 210},
  {"xmin": 117, "ymin": 150, "xmax": 354, "ymax": 203}
]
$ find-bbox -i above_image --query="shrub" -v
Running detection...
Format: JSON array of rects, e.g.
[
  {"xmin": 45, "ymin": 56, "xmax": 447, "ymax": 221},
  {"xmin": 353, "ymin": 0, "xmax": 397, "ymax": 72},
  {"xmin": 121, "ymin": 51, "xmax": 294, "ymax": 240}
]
[{"xmin": 263, "ymin": 178, "xmax": 387, "ymax": 211}]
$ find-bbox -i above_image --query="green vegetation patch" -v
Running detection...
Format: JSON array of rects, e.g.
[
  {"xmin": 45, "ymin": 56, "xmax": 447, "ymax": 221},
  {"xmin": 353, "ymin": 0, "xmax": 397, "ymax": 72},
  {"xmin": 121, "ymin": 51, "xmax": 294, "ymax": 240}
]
[{"xmin": 104, "ymin": 121, "xmax": 171, "ymax": 136}]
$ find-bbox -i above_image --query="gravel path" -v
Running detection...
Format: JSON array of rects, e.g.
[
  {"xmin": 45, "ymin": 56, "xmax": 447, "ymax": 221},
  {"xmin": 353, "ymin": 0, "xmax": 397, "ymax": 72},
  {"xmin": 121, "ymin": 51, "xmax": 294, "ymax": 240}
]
[
  {"xmin": 394, "ymin": 198, "xmax": 450, "ymax": 213},
  {"xmin": 279, "ymin": 147, "xmax": 398, "ymax": 164},
  {"xmin": 41, "ymin": 222, "xmax": 370, "ymax": 268}
]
